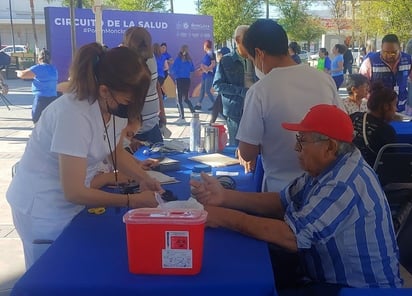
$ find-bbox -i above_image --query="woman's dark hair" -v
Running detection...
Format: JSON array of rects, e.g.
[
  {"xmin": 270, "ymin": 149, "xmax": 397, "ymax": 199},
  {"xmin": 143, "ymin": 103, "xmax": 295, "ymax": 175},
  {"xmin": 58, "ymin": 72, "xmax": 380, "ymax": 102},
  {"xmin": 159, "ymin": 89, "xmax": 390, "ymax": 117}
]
[
  {"xmin": 123, "ymin": 27, "xmax": 153, "ymax": 60},
  {"xmin": 319, "ymin": 48, "xmax": 328, "ymax": 56},
  {"xmin": 367, "ymin": 81, "xmax": 397, "ymax": 112},
  {"xmin": 68, "ymin": 42, "xmax": 151, "ymax": 121},
  {"xmin": 39, "ymin": 48, "xmax": 51, "ymax": 64},
  {"xmin": 288, "ymin": 42, "xmax": 301, "ymax": 54},
  {"xmin": 153, "ymin": 43, "xmax": 161, "ymax": 58},
  {"xmin": 346, "ymin": 74, "xmax": 369, "ymax": 95},
  {"xmin": 334, "ymin": 44, "xmax": 346, "ymax": 54},
  {"xmin": 179, "ymin": 44, "xmax": 192, "ymax": 62},
  {"xmin": 243, "ymin": 19, "xmax": 288, "ymax": 58},
  {"xmin": 382, "ymin": 34, "xmax": 400, "ymax": 45}
]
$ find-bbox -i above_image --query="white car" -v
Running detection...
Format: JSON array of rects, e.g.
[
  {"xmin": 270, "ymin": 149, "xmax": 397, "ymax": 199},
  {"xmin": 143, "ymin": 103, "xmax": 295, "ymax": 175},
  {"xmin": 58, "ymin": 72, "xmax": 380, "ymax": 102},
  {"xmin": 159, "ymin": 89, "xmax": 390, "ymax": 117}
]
[
  {"xmin": 309, "ymin": 51, "xmax": 319, "ymax": 60},
  {"xmin": 0, "ymin": 45, "xmax": 27, "ymax": 55},
  {"xmin": 298, "ymin": 50, "xmax": 309, "ymax": 62}
]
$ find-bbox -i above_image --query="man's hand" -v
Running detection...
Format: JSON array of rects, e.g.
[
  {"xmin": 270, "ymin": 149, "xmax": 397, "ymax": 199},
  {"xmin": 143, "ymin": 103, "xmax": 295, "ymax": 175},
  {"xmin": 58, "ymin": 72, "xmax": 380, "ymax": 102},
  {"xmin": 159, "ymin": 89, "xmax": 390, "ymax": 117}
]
[
  {"xmin": 236, "ymin": 149, "xmax": 256, "ymax": 173},
  {"xmin": 190, "ymin": 173, "xmax": 225, "ymax": 206}
]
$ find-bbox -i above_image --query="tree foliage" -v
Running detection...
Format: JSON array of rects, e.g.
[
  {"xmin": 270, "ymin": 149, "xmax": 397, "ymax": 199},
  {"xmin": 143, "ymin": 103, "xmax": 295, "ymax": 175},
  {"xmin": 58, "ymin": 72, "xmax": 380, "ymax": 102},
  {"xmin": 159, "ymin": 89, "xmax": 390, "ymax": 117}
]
[
  {"xmin": 105, "ymin": 0, "xmax": 167, "ymax": 11},
  {"xmin": 324, "ymin": 0, "xmax": 348, "ymax": 35},
  {"xmin": 357, "ymin": 0, "xmax": 412, "ymax": 46},
  {"xmin": 199, "ymin": 0, "xmax": 262, "ymax": 46}
]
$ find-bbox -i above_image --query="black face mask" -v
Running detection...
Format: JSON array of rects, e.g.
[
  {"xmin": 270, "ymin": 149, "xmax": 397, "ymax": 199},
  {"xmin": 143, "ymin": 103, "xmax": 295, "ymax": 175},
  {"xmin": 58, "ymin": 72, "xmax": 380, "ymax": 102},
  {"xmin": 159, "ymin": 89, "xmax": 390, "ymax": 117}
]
[{"xmin": 107, "ymin": 101, "xmax": 129, "ymax": 119}]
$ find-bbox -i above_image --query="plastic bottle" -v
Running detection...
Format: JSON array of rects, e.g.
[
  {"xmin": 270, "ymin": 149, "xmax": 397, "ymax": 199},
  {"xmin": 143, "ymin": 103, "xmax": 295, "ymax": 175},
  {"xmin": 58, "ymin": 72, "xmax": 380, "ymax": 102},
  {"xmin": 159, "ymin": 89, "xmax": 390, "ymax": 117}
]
[
  {"xmin": 190, "ymin": 165, "xmax": 212, "ymax": 198},
  {"xmin": 190, "ymin": 113, "xmax": 201, "ymax": 152}
]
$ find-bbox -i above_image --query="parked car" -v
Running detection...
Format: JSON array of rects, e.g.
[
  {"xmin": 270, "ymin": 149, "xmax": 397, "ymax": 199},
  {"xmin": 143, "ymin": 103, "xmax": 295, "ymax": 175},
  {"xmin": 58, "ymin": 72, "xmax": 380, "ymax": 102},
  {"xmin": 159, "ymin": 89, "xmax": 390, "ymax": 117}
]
[
  {"xmin": 298, "ymin": 50, "xmax": 309, "ymax": 62},
  {"xmin": 0, "ymin": 45, "xmax": 27, "ymax": 55},
  {"xmin": 309, "ymin": 51, "xmax": 319, "ymax": 60}
]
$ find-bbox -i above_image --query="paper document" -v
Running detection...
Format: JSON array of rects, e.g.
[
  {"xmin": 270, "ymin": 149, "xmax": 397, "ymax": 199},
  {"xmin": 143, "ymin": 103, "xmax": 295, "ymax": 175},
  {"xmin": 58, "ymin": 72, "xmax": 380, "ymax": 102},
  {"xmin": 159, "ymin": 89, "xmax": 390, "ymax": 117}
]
[
  {"xmin": 147, "ymin": 170, "xmax": 179, "ymax": 184},
  {"xmin": 189, "ymin": 153, "xmax": 240, "ymax": 167}
]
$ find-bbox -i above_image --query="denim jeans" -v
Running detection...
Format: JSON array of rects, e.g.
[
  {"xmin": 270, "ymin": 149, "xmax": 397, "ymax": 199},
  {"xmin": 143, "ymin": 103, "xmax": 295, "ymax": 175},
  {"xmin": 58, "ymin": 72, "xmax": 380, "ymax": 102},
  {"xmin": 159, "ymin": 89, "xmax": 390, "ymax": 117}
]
[
  {"xmin": 226, "ymin": 116, "xmax": 240, "ymax": 146},
  {"xmin": 32, "ymin": 95, "xmax": 57, "ymax": 123},
  {"xmin": 199, "ymin": 75, "xmax": 214, "ymax": 104}
]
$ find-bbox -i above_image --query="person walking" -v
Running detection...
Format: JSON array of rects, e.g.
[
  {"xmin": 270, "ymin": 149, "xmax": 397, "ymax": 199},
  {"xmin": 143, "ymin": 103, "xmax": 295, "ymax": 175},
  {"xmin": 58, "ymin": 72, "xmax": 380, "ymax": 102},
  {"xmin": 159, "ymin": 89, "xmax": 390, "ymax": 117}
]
[
  {"xmin": 330, "ymin": 44, "xmax": 345, "ymax": 90},
  {"xmin": 171, "ymin": 44, "xmax": 196, "ymax": 124},
  {"xmin": 343, "ymin": 45, "xmax": 353, "ymax": 75},
  {"xmin": 16, "ymin": 48, "xmax": 58, "ymax": 123},
  {"xmin": 194, "ymin": 40, "xmax": 216, "ymax": 111},
  {"xmin": 213, "ymin": 25, "xmax": 257, "ymax": 146}
]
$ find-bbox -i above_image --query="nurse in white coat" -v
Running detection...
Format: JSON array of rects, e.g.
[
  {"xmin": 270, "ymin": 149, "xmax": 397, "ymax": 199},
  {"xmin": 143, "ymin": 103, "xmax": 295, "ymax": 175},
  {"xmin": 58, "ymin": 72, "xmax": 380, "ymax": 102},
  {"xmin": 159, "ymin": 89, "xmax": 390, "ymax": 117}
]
[{"xmin": 7, "ymin": 43, "xmax": 162, "ymax": 269}]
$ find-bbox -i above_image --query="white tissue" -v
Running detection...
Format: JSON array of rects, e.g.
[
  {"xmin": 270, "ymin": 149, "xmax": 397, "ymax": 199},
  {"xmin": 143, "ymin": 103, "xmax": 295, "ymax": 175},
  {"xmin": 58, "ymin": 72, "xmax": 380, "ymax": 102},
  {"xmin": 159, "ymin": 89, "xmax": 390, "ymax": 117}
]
[{"xmin": 157, "ymin": 197, "xmax": 204, "ymax": 210}]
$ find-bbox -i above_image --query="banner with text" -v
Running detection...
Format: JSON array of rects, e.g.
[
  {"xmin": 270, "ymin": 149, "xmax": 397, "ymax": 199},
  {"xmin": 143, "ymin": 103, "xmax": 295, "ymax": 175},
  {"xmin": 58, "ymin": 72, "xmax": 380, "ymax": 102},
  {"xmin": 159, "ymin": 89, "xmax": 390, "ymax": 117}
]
[{"xmin": 44, "ymin": 7, "xmax": 213, "ymax": 93}]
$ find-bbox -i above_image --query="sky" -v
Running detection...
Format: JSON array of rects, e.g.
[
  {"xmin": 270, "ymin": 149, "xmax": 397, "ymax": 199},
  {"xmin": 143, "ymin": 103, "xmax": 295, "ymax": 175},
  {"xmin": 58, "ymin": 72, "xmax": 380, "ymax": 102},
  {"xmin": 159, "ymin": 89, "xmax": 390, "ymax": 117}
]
[
  {"xmin": 170, "ymin": 0, "xmax": 328, "ymax": 18},
  {"xmin": 171, "ymin": 0, "xmax": 199, "ymax": 15}
]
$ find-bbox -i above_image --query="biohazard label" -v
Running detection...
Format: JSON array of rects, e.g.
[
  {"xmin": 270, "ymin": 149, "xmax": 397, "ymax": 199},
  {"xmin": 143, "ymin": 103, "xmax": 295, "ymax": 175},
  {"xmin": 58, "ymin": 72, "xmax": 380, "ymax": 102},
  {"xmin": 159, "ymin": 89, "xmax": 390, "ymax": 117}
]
[{"xmin": 162, "ymin": 231, "xmax": 192, "ymax": 268}]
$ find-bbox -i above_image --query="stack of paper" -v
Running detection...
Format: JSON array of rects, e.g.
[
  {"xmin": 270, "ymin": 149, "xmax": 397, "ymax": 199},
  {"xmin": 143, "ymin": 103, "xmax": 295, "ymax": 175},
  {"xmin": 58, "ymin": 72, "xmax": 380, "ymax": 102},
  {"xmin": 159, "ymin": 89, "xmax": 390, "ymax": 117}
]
[
  {"xmin": 189, "ymin": 153, "xmax": 240, "ymax": 167},
  {"xmin": 147, "ymin": 170, "xmax": 179, "ymax": 184}
]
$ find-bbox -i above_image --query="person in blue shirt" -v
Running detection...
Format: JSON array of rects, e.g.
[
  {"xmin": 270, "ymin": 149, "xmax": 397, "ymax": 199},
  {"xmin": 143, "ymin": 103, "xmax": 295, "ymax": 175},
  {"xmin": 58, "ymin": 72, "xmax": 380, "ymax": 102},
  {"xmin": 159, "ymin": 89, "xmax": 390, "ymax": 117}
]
[
  {"xmin": 331, "ymin": 44, "xmax": 345, "ymax": 90},
  {"xmin": 170, "ymin": 44, "xmax": 196, "ymax": 124},
  {"xmin": 288, "ymin": 41, "xmax": 301, "ymax": 64},
  {"xmin": 194, "ymin": 40, "xmax": 216, "ymax": 111},
  {"xmin": 191, "ymin": 104, "xmax": 402, "ymax": 293},
  {"xmin": 16, "ymin": 48, "xmax": 58, "ymax": 123}
]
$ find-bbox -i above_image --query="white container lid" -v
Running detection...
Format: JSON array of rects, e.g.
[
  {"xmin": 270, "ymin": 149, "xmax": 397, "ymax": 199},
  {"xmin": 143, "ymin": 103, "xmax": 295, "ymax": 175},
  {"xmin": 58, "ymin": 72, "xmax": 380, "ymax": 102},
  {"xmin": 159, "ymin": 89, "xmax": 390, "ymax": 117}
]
[{"xmin": 123, "ymin": 208, "xmax": 208, "ymax": 225}]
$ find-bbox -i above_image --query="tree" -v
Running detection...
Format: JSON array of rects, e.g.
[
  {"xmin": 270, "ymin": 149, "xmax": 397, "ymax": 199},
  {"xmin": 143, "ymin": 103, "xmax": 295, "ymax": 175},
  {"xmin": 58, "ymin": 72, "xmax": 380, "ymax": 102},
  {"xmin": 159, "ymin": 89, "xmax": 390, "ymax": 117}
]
[
  {"xmin": 298, "ymin": 16, "xmax": 325, "ymax": 48},
  {"xmin": 357, "ymin": 0, "xmax": 412, "ymax": 46},
  {"xmin": 106, "ymin": 0, "xmax": 167, "ymax": 11},
  {"xmin": 270, "ymin": 0, "xmax": 313, "ymax": 41},
  {"xmin": 30, "ymin": 0, "xmax": 39, "ymax": 50},
  {"xmin": 199, "ymin": 0, "xmax": 262, "ymax": 46},
  {"xmin": 325, "ymin": 0, "xmax": 349, "ymax": 36}
]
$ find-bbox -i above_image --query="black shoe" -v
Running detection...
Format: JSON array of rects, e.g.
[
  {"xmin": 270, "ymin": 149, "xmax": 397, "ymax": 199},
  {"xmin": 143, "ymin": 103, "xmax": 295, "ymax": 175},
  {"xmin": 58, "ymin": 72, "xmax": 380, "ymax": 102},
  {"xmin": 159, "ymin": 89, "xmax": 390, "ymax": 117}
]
[{"xmin": 194, "ymin": 105, "xmax": 201, "ymax": 110}]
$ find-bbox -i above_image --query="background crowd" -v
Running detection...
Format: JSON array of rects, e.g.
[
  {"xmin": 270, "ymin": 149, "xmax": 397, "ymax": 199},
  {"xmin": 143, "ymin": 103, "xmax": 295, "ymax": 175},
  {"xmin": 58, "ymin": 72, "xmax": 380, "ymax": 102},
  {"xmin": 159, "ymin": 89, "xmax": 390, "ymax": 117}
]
[{"xmin": 5, "ymin": 16, "xmax": 412, "ymax": 296}]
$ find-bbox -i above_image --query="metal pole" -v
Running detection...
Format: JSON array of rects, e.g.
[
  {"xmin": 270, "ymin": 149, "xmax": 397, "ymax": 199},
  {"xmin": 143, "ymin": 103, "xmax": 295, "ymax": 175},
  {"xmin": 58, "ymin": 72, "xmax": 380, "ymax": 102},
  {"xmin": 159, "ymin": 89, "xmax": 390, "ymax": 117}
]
[
  {"xmin": 93, "ymin": 0, "xmax": 103, "ymax": 44},
  {"xmin": 8, "ymin": 0, "xmax": 16, "ymax": 52},
  {"xmin": 69, "ymin": 0, "xmax": 76, "ymax": 57}
]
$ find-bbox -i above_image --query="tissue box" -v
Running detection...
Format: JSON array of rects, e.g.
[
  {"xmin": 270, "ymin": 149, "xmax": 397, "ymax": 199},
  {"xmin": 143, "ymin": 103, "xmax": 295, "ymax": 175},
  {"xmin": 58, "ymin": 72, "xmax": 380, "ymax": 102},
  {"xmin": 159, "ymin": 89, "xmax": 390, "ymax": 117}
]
[{"xmin": 123, "ymin": 208, "xmax": 207, "ymax": 275}]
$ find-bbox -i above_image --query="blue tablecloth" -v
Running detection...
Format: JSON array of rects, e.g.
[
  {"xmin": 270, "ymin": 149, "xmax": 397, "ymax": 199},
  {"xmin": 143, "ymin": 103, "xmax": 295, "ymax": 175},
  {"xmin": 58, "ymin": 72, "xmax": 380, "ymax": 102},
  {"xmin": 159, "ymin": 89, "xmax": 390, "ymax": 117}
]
[
  {"xmin": 11, "ymin": 149, "xmax": 277, "ymax": 296},
  {"xmin": 391, "ymin": 121, "xmax": 412, "ymax": 143}
]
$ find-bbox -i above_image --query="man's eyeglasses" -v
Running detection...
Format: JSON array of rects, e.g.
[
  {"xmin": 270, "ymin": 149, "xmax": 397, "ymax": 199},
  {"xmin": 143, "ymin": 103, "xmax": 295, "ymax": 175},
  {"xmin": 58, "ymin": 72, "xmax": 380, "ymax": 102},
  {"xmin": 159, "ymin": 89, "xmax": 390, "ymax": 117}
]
[
  {"xmin": 295, "ymin": 134, "xmax": 329, "ymax": 151},
  {"xmin": 381, "ymin": 50, "xmax": 399, "ymax": 57}
]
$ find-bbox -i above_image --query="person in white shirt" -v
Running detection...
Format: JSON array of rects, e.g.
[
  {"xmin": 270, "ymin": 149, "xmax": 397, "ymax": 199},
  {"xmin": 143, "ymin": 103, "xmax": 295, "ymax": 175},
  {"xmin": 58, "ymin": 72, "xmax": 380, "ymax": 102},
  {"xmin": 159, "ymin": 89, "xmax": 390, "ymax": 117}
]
[
  {"xmin": 7, "ymin": 43, "xmax": 163, "ymax": 269},
  {"xmin": 236, "ymin": 19, "xmax": 343, "ymax": 192}
]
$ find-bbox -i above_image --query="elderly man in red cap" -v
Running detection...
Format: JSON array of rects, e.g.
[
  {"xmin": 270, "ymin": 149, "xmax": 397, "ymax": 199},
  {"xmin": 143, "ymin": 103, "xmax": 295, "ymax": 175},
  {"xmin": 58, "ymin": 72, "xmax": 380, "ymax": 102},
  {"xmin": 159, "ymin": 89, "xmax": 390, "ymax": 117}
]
[{"xmin": 191, "ymin": 104, "xmax": 402, "ymax": 293}]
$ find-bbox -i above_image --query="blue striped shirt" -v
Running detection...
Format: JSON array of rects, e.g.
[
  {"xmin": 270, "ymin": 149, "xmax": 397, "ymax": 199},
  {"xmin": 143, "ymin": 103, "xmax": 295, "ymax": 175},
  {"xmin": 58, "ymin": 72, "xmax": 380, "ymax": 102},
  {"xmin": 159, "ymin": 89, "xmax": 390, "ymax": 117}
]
[{"xmin": 280, "ymin": 148, "xmax": 402, "ymax": 288}]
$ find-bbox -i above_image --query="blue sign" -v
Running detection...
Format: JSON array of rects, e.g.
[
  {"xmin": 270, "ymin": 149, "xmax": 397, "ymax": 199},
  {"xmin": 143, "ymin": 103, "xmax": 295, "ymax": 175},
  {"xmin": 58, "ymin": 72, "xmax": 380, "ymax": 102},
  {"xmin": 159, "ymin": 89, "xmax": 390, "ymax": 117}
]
[{"xmin": 44, "ymin": 7, "xmax": 214, "ymax": 83}]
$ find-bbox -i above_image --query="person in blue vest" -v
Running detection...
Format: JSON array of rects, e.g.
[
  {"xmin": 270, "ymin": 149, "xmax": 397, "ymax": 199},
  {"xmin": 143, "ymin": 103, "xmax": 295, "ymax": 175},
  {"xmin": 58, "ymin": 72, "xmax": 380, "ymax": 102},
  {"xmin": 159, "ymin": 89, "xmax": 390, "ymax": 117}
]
[{"xmin": 359, "ymin": 34, "xmax": 412, "ymax": 113}]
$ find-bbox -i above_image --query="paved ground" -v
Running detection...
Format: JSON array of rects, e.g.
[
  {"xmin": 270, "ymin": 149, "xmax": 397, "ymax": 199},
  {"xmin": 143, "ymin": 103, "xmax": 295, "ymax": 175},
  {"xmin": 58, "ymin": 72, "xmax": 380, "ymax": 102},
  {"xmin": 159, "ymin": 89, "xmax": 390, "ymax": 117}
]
[
  {"xmin": 0, "ymin": 77, "xmax": 219, "ymax": 296},
  {"xmin": 1, "ymin": 76, "xmax": 411, "ymax": 295}
]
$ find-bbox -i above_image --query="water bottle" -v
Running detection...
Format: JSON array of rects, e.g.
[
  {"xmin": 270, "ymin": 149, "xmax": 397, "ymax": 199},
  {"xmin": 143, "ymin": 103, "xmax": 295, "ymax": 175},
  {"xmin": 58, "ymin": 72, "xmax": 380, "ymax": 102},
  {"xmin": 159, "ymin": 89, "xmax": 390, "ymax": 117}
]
[
  {"xmin": 190, "ymin": 165, "xmax": 212, "ymax": 198},
  {"xmin": 190, "ymin": 113, "xmax": 201, "ymax": 152}
]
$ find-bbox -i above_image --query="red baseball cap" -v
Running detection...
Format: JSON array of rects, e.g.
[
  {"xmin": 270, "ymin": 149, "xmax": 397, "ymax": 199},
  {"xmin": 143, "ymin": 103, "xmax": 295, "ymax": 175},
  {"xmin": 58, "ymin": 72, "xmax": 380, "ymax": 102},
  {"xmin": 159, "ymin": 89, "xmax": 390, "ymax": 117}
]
[{"xmin": 281, "ymin": 104, "xmax": 354, "ymax": 143}]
